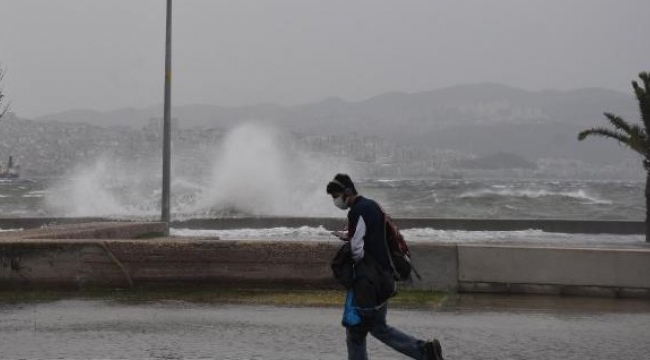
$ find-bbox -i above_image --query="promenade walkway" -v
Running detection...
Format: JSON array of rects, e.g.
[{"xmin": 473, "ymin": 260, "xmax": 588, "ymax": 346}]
[{"xmin": 1, "ymin": 295, "xmax": 649, "ymax": 359}]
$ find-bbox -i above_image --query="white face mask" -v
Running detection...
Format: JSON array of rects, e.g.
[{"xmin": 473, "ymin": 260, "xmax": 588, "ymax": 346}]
[{"xmin": 333, "ymin": 195, "xmax": 349, "ymax": 210}]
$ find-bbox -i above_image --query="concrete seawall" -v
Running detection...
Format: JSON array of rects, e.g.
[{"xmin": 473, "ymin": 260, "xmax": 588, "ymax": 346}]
[
  {"xmin": 0, "ymin": 223, "xmax": 339, "ymax": 289},
  {"xmin": 1, "ymin": 222, "xmax": 649, "ymax": 297},
  {"xmin": 455, "ymin": 244, "xmax": 650, "ymax": 297}
]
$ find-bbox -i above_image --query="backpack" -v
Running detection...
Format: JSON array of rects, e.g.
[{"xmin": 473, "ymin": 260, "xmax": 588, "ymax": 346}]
[{"xmin": 381, "ymin": 210, "xmax": 421, "ymax": 282}]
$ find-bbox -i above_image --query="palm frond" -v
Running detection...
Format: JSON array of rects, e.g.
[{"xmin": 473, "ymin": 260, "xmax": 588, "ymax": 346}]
[
  {"xmin": 578, "ymin": 127, "xmax": 626, "ymax": 142},
  {"xmin": 633, "ymin": 72, "xmax": 650, "ymax": 130},
  {"xmin": 579, "ymin": 73, "xmax": 650, "ymax": 163},
  {"xmin": 0, "ymin": 101, "xmax": 8, "ymax": 120},
  {"xmin": 604, "ymin": 112, "xmax": 634, "ymax": 135},
  {"xmin": 627, "ymin": 124, "xmax": 650, "ymax": 156},
  {"xmin": 577, "ymin": 127, "xmax": 646, "ymax": 156},
  {"xmin": 639, "ymin": 72, "xmax": 650, "ymax": 92}
]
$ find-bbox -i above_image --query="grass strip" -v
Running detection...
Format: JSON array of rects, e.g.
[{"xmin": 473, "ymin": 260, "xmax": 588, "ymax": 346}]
[{"xmin": 0, "ymin": 286, "xmax": 448, "ymax": 309}]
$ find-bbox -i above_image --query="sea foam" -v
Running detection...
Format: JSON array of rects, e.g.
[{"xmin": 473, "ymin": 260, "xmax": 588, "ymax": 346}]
[
  {"xmin": 458, "ymin": 188, "xmax": 612, "ymax": 204},
  {"xmin": 170, "ymin": 227, "xmax": 644, "ymax": 244}
]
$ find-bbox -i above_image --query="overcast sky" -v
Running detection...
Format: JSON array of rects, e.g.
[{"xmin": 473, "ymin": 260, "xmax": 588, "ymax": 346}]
[{"xmin": 1, "ymin": 0, "xmax": 649, "ymax": 118}]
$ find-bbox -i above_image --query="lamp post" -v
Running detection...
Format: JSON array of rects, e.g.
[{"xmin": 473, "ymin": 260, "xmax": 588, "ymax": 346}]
[{"xmin": 162, "ymin": 0, "xmax": 172, "ymax": 234}]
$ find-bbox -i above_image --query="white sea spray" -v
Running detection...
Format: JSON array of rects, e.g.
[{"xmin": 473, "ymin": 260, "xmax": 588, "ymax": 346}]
[
  {"xmin": 189, "ymin": 122, "xmax": 351, "ymax": 217},
  {"xmin": 42, "ymin": 123, "xmax": 353, "ymax": 218}
]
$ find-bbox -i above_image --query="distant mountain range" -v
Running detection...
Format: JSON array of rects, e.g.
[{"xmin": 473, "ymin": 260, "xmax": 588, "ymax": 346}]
[
  {"xmin": 36, "ymin": 83, "xmax": 636, "ymax": 130},
  {"xmin": 33, "ymin": 83, "xmax": 639, "ymax": 166}
]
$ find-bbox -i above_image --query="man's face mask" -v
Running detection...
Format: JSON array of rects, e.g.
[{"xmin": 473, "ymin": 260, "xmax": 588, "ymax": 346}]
[{"xmin": 333, "ymin": 195, "xmax": 349, "ymax": 210}]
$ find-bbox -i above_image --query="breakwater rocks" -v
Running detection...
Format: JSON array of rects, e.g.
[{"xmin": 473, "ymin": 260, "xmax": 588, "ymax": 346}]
[{"xmin": 1, "ymin": 221, "xmax": 649, "ymax": 298}]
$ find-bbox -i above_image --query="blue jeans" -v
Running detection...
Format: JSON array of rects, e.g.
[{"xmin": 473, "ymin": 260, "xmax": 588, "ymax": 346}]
[{"xmin": 346, "ymin": 303, "xmax": 426, "ymax": 360}]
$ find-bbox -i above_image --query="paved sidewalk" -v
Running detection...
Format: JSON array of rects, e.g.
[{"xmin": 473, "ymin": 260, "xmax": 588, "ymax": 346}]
[{"xmin": 1, "ymin": 295, "xmax": 649, "ymax": 359}]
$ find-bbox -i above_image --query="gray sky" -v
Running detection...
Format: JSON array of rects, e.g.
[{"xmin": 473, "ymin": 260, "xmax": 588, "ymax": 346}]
[{"xmin": 1, "ymin": 0, "xmax": 649, "ymax": 118}]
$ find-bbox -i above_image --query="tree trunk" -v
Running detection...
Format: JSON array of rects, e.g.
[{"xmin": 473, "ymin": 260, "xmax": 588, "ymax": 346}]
[{"xmin": 646, "ymin": 168, "xmax": 650, "ymax": 242}]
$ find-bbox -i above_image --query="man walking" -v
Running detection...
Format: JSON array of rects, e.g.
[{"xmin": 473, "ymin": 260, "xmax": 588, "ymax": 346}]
[{"xmin": 326, "ymin": 173, "xmax": 444, "ymax": 360}]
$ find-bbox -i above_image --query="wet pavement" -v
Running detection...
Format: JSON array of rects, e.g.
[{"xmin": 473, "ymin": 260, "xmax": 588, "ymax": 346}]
[{"xmin": 1, "ymin": 295, "xmax": 649, "ymax": 360}]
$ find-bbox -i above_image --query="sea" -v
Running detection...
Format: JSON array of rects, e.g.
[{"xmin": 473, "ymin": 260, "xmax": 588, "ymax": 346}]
[{"xmin": 0, "ymin": 177, "xmax": 646, "ymax": 245}]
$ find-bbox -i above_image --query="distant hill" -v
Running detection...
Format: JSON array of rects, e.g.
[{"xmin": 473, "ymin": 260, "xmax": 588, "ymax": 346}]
[
  {"xmin": 31, "ymin": 83, "xmax": 639, "ymax": 165},
  {"xmin": 36, "ymin": 83, "xmax": 635, "ymax": 130}
]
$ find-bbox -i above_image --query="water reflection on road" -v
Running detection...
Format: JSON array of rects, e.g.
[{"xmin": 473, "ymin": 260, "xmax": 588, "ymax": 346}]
[{"xmin": 1, "ymin": 295, "xmax": 649, "ymax": 359}]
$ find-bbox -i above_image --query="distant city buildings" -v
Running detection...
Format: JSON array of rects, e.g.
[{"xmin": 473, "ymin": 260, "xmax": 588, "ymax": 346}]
[{"xmin": 0, "ymin": 114, "xmax": 641, "ymax": 180}]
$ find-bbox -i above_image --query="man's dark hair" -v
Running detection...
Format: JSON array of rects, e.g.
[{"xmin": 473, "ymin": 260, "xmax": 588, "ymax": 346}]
[{"xmin": 326, "ymin": 173, "xmax": 357, "ymax": 195}]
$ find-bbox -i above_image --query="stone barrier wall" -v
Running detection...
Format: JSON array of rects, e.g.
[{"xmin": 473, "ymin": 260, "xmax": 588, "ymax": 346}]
[
  {"xmin": 456, "ymin": 244, "xmax": 650, "ymax": 297},
  {"xmin": 0, "ymin": 239, "xmax": 339, "ymax": 289},
  {"xmin": 1, "ymin": 222, "xmax": 649, "ymax": 297}
]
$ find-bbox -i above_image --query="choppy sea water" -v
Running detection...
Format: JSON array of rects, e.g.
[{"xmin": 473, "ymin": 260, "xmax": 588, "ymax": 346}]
[
  {"xmin": 1, "ymin": 177, "xmax": 646, "ymax": 245},
  {"xmin": 0, "ymin": 177, "xmax": 644, "ymax": 220}
]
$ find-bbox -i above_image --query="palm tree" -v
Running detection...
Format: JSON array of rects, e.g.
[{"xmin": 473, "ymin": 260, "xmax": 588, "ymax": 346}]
[{"xmin": 578, "ymin": 72, "xmax": 650, "ymax": 242}]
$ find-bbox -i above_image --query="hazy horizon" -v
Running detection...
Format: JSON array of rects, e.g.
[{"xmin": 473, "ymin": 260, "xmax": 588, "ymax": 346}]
[
  {"xmin": 15, "ymin": 82, "xmax": 631, "ymax": 120},
  {"xmin": 1, "ymin": 0, "xmax": 649, "ymax": 118}
]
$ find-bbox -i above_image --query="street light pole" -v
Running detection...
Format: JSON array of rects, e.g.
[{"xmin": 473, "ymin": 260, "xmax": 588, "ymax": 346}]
[{"xmin": 162, "ymin": 0, "xmax": 172, "ymax": 235}]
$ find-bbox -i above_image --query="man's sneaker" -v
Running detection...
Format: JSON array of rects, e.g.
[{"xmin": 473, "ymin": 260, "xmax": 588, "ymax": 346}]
[{"xmin": 424, "ymin": 338, "xmax": 444, "ymax": 360}]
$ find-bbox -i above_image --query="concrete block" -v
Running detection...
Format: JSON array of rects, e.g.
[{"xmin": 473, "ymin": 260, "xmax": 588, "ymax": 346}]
[
  {"xmin": 458, "ymin": 282, "xmax": 514, "ymax": 294},
  {"xmin": 618, "ymin": 287, "xmax": 650, "ymax": 298},
  {"xmin": 405, "ymin": 243, "xmax": 458, "ymax": 291},
  {"xmin": 559, "ymin": 285, "xmax": 618, "ymax": 298},
  {"xmin": 458, "ymin": 244, "xmax": 650, "ymax": 289},
  {"xmin": 28, "ymin": 222, "xmax": 167, "ymax": 240}
]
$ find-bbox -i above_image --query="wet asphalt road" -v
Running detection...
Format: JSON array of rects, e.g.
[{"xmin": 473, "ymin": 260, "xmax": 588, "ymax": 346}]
[{"xmin": 1, "ymin": 295, "xmax": 649, "ymax": 360}]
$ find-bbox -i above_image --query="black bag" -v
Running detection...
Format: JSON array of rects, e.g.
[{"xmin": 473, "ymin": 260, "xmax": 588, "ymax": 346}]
[
  {"xmin": 353, "ymin": 254, "xmax": 397, "ymax": 309},
  {"xmin": 332, "ymin": 243, "xmax": 396, "ymax": 309},
  {"xmin": 331, "ymin": 242, "xmax": 354, "ymax": 289}
]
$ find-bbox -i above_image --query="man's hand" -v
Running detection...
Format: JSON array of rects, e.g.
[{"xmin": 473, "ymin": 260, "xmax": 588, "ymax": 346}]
[{"xmin": 331, "ymin": 231, "xmax": 349, "ymax": 241}]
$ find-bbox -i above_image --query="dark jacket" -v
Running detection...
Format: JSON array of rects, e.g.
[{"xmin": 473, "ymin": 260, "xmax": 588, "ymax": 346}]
[
  {"xmin": 347, "ymin": 196, "xmax": 391, "ymax": 271},
  {"xmin": 347, "ymin": 196, "xmax": 396, "ymax": 309}
]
